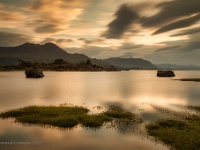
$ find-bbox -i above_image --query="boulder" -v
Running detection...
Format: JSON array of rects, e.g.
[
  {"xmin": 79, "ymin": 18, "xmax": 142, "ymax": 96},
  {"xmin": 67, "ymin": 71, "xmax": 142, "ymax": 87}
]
[
  {"xmin": 25, "ymin": 68, "xmax": 44, "ymax": 78},
  {"xmin": 157, "ymin": 70, "xmax": 175, "ymax": 77}
]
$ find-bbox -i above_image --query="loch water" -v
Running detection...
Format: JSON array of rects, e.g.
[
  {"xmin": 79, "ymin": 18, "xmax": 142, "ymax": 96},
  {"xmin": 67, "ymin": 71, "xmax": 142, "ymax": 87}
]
[{"xmin": 0, "ymin": 71, "xmax": 199, "ymax": 150}]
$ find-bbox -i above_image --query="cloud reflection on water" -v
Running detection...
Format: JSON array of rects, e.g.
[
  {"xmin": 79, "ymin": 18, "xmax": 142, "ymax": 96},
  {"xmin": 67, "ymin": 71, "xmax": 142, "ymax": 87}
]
[{"xmin": 0, "ymin": 70, "xmax": 200, "ymax": 150}]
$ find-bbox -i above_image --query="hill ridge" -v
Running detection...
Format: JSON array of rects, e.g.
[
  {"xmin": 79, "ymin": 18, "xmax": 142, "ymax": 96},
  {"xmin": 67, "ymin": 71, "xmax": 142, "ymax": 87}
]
[{"xmin": 0, "ymin": 43, "xmax": 156, "ymax": 69}]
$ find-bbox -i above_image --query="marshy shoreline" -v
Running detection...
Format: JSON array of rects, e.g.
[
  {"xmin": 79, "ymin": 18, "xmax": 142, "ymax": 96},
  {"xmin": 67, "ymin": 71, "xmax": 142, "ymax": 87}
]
[
  {"xmin": 0, "ymin": 104, "xmax": 200, "ymax": 150},
  {"xmin": 0, "ymin": 105, "xmax": 200, "ymax": 150},
  {"xmin": 0, "ymin": 105, "xmax": 142, "ymax": 129},
  {"xmin": 146, "ymin": 105, "xmax": 200, "ymax": 150}
]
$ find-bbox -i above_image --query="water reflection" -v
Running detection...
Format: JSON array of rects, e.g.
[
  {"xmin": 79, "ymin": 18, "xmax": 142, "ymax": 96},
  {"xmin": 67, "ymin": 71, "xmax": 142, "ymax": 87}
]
[
  {"xmin": 0, "ymin": 70, "xmax": 200, "ymax": 150},
  {"xmin": 1, "ymin": 71, "xmax": 200, "ymax": 111},
  {"xmin": 0, "ymin": 119, "xmax": 168, "ymax": 150}
]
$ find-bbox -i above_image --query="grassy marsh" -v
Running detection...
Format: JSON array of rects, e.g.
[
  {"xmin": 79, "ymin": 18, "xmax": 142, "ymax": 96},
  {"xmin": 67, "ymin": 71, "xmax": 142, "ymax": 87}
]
[
  {"xmin": 0, "ymin": 105, "xmax": 141, "ymax": 129},
  {"xmin": 146, "ymin": 106, "xmax": 200, "ymax": 150}
]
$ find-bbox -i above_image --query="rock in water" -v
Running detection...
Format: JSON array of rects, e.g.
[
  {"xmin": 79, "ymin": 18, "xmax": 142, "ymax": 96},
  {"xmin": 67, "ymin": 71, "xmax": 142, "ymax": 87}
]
[
  {"xmin": 25, "ymin": 68, "xmax": 44, "ymax": 78},
  {"xmin": 157, "ymin": 70, "xmax": 175, "ymax": 77}
]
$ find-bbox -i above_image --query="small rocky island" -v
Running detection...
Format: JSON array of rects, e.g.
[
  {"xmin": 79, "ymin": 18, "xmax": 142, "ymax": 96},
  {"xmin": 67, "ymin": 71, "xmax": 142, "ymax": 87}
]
[
  {"xmin": 25, "ymin": 68, "xmax": 44, "ymax": 78},
  {"xmin": 157, "ymin": 70, "xmax": 175, "ymax": 77}
]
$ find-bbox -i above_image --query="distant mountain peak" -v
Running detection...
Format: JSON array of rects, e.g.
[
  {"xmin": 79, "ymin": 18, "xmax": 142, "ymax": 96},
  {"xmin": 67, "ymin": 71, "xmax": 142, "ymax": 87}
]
[
  {"xmin": 0, "ymin": 43, "xmax": 156, "ymax": 69},
  {"xmin": 17, "ymin": 42, "xmax": 39, "ymax": 47},
  {"xmin": 17, "ymin": 42, "xmax": 59, "ymax": 48},
  {"xmin": 0, "ymin": 42, "xmax": 109, "ymax": 67},
  {"xmin": 43, "ymin": 42, "xmax": 61, "ymax": 49},
  {"xmin": 104, "ymin": 57, "xmax": 157, "ymax": 69},
  {"xmin": 43, "ymin": 42, "xmax": 57, "ymax": 46},
  {"xmin": 17, "ymin": 42, "xmax": 63, "ymax": 52},
  {"xmin": 108, "ymin": 57, "xmax": 142, "ymax": 59}
]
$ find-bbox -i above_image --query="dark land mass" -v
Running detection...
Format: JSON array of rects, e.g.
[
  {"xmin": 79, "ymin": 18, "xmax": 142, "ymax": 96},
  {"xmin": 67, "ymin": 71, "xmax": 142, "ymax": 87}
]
[
  {"xmin": 104, "ymin": 57, "xmax": 157, "ymax": 70},
  {"xmin": 156, "ymin": 63, "xmax": 200, "ymax": 70},
  {"xmin": 0, "ymin": 42, "xmax": 157, "ymax": 70},
  {"xmin": 0, "ymin": 42, "xmax": 110, "ymax": 68},
  {"xmin": 0, "ymin": 59, "xmax": 117, "ymax": 71},
  {"xmin": 157, "ymin": 70, "xmax": 175, "ymax": 77}
]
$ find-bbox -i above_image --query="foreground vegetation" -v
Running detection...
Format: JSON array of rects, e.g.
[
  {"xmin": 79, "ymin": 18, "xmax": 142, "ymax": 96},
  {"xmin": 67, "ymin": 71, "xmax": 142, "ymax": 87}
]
[
  {"xmin": 0, "ymin": 105, "xmax": 141, "ymax": 129},
  {"xmin": 146, "ymin": 106, "xmax": 200, "ymax": 150},
  {"xmin": 1, "ymin": 104, "xmax": 200, "ymax": 149}
]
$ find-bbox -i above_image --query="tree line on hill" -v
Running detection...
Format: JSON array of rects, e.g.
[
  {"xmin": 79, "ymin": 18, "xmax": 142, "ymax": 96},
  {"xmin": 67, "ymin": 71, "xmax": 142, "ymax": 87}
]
[{"xmin": 0, "ymin": 59, "xmax": 117, "ymax": 71}]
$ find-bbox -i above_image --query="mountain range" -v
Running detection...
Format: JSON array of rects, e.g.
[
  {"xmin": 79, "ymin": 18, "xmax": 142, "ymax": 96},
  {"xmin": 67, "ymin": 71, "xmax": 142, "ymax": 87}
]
[
  {"xmin": 0, "ymin": 42, "xmax": 110, "ymax": 67},
  {"xmin": 156, "ymin": 64, "xmax": 200, "ymax": 70},
  {"xmin": 104, "ymin": 57, "xmax": 157, "ymax": 69},
  {"xmin": 0, "ymin": 42, "xmax": 157, "ymax": 69}
]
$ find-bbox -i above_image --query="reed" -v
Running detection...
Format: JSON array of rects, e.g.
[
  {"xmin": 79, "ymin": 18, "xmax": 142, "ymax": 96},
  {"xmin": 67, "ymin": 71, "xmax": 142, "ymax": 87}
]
[
  {"xmin": 0, "ymin": 105, "xmax": 140, "ymax": 129},
  {"xmin": 146, "ymin": 106, "xmax": 200, "ymax": 150}
]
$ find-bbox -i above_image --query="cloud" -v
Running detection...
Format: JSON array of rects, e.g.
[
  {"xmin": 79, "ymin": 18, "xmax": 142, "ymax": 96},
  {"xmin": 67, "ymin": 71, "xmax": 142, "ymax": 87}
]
[
  {"xmin": 65, "ymin": 46, "xmax": 127, "ymax": 59},
  {"xmin": 40, "ymin": 38, "xmax": 74, "ymax": 44},
  {"xmin": 0, "ymin": 32, "xmax": 31, "ymax": 47},
  {"xmin": 119, "ymin": 43, "xmax": 143, "ymax": 50},
  {"xmin": 181, "ymin": 41, "xmax": 200, "ymax": 52},
  {"xmin": 56, "ymin": 38, "xmax": 73, "ymax": 43},
  {"xmin": 0, "ymin": 0, "xmax": 34, "ymax": 7},
  {"xmin": 0, "ymin": 0, "xmax": 87, "ymax": 35},
  {"xmin": 78, "ymin": 38, "xmax": 105, "ymax": 46},
  {"xmin": 0, "ymin": 10, "xmax": 23, "ymax": 21},
  {"xmin": 103, "ymin": 0, "xmax": 200, "ymax": 39},
  {"xmin": 27, "ymin": 0, "xmax": 86, "ymax": 34},
  {"xmin": 40, "ymin": 38, "xmax": 55, "ymax": 44},
  {"xmin": 153, "ymin": 14, "xmax": 200, "ymax": 35},
  {"xmin": 171, "ymin": 30, "xmax": 200, "ymax": 52},
  {"xmin": 30, "ymin": 0, "xmax": 85, "ymax": 10},
  {"xmin": 155, "ymin": 45, "xmax": 181, "ymax": 52},
  {"xmin": 34, "ymin": 24, "xmax": 62, "ymax": 33},
  {"xmin": 78, "ymin": 38, "xmax": 121, "ymax": 48},
  {"xmin": 65, "ymin": 46, "xmax": 105, "ymax": 57},
  {"xmin": 0, "ymin": 5, "xmax": 29, "ymax": 32},
  {"xmin": 146, "ymin": 43, "xmax": 200, "ymax": 65},
  {"xmin": 103, "ymin": 4, "xmax": 139, "ymax": 39},
  {"xmin": 171, "ymin": 27, "xmax": 200, "ymax": 37},
  {"xmin": 140, "ymin": 0, "xmax": 200, "ymax": 28}
]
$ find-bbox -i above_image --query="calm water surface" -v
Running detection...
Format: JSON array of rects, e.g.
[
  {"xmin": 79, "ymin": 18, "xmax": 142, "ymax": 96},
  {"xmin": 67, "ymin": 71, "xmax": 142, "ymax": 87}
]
[{"xmin": 0, "ymin": 71, "xmax": 200, "ymax": 150}]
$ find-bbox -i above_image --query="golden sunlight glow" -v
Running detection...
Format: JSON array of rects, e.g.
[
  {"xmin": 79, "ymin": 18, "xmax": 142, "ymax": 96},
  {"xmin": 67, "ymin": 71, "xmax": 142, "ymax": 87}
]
[
  {"xmin": 129, "ymin": 96, "xmax": 188, "ymax": 112},
  {"xmin": 133, "ymin": 34, "xmax": 188, "ymax": 46},
  {"xmin": 29, "ymin": 0, "xmax": 86, "ymax": 34}
]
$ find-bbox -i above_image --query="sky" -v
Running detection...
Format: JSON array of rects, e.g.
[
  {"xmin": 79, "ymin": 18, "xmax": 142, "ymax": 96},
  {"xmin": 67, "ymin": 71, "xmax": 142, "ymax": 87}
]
[{"xmin": 0, "ymin": 0, "xmax": 200, "ymax": 65}]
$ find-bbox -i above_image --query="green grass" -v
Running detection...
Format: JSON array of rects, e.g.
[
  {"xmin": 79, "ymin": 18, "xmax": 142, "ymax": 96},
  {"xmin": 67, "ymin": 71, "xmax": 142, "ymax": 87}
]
[
  {"xmin": 103, "ymin": 105, "xmax": 135, "ymax": 119},
  {"xmin": 146, "ymin": 106, "xmax": 200, "ymax": 150},
  {"xmin": 0, "ymin": 105, "xmax": 140, "ymax": 129}
]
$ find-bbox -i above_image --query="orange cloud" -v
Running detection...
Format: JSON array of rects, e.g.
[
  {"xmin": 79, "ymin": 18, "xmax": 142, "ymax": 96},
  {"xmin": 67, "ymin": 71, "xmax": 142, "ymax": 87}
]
[
  {"xmin": 28, "ymin": 0, "xmax": 87, "ymax": 34},
  {"xmin": 0, "ymin": 5, "xmax": 28, "ymax": 32},
  {"xmin": 0, "ymin": 10, "xmax": 23, "ymax": 21}
]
